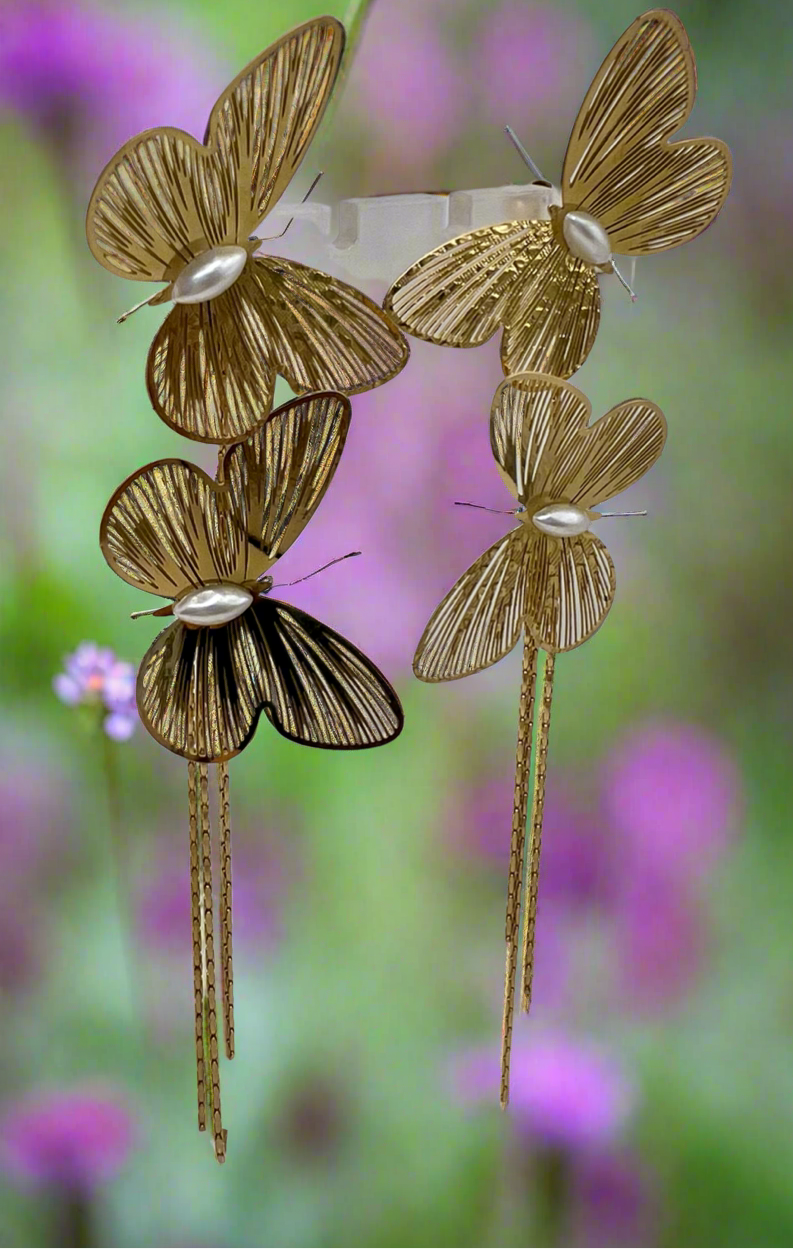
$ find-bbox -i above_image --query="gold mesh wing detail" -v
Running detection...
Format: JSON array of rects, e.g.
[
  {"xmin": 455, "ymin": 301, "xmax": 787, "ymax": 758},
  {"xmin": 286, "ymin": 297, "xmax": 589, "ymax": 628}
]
[
  {"xmin": 490, "ymin": 374, "xmax": 593, "ymax": 504},
  {"xmin": 221, "ymin": 391, "xmax": 350, "ymax": 577},
  {"xmin": 413, "ymin": 528, "xmax": 530, "ymax": 682},
  {"xmin": 252, "ymin": 257, "xmax": 408, "ymax": 395},
  {"xmin": 100, "ymin": 460, "xmax": 248, "ymax": 599},
  {"xmin": 206, "ymin": 17, "xmax": 344, "ymax": 238},
  {"xmin": 545, "ymin": 398, "xmax": 668, "ymax": 508},
  {"xmin": 137, "ymin": 598, "xmax": 403, "ymax": 761},
  {"xmin": 526, "ymin": 531, "xmax": 616, "ymax": 653},
  {"xmin": 87, "ymin": 127, "xmax": 231, "ymax": 281},
  {"xmin": 145, "ymin": 268, "xmax": 276, "ymax": 444},
  {"xmin": 86, "ymin": 18, "xmax": 344, "ymax": 281},
  {"xmin": 562, "ymin": 9, "xmax": 731, "ymax": 254},
  {"xmin": 500, "ymin": 235, "xmax": 600, "ymax": 380}
]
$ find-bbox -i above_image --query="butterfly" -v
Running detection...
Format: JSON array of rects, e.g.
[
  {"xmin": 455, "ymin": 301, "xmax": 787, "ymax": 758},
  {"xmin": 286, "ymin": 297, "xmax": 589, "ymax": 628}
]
[
  {"xmin": 100, "ymin": 390, "xmax": 404, "ymax": 1160},
  {"xmin": 413, "ymin": 372, "xmax": 666, "ymax": 1106},
  {"xmin": 384, "ymin": 9, "xmax": 731, "ymax": 382},
  {"xmin": 87, "ymin": 17, "xmax": 409, "ymax": 444}
]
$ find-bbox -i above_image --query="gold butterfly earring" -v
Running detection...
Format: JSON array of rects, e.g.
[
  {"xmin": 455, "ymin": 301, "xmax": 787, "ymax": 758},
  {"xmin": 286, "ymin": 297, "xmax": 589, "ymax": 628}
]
[
  {"xmin": 86, "ymin": 16, "xmax": 409, "ymax": 445},
  {"xmin": 101, "ymin": 391, "xmax": 404, "ymax": 1161},
  {"xmin": 385, "ymin": 8, "xmax": 731, "ymax": 381},
  {"xmin": 413, "ymin": 373, "xmax": 666, "ymax": 1106}
]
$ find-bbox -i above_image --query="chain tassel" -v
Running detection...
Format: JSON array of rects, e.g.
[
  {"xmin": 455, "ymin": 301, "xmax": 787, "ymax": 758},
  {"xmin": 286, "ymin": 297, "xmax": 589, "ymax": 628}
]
[
  {"xmin": 519, "ymin": 652, "xmax": 555, "ymax": 1015},
  {"xmin": 500, "ymin": 631, "xmax": 537, "ymax": 1108}
]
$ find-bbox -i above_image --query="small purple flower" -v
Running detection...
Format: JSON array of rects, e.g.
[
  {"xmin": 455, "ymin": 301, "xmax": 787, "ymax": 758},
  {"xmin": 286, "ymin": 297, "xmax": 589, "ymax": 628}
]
[
  {"xmin": 0, "ymin": 1087, "xmax": 134, "ymax": 1191},
  {"xmin": 54, "ymin": 642, "xmax": 138, "ymax": 740},
  {"xmin": 614, "ymin": 863, "xmax": 706, "ymax": 1009},
  {"xmin": 574, "ymin": 1152, "xmax": 658, "ymax": 1247},
  {"xmin": 604, "ymin": 721, "xmax": 741, "ymax": 879},
  {"xmin": 454, "ymin": 1030, "xmax": 634, "ymax": 1152}
]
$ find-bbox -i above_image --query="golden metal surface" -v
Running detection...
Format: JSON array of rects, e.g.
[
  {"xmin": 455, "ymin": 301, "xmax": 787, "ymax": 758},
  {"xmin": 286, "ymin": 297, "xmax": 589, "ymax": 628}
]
[
  {"xmin": 385, "ymin": 8, "xmax": 731, "ymax": 380},
  {"xmin": 217, "ymin": 761, "xmax": 234, "ymax": 1061},
  {"xmin": 519, "ymin": 652, "xmax": 554, "ymax": 1016},
  {"xmin": 101, "ymin": 391, "xmax": 404, "ymax": 761},
  {"xmin": 500, "ymin": 635, "xmax": 537, "ymax": 1110},
  {"xmin": 414, "ymin": 372, "xmax": 666, "ymax": 1104},
  {"xmin": 86, "ymin": 16, "xmax": 408, "ymax": 444},
  {"xmin": 188, "ymin": 759, "xmax": 207, "ymax": 1134}
]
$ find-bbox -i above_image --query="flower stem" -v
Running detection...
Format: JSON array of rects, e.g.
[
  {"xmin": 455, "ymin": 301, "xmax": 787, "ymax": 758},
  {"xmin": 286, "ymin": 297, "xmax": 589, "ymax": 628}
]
[
  {"xmin": 100, "ymin": 733, "xmax": 141, "ymax": 1031},
  {"xmin": 54, "ymin": 1190, "xmax": 93, "ymax": 1248}
]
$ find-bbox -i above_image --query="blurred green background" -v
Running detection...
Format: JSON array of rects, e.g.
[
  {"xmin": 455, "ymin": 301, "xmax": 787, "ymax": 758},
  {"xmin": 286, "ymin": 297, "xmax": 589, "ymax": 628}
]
[{"xmin": 1, "ymin": 0, "xmax": 791, "ymax": 1244}]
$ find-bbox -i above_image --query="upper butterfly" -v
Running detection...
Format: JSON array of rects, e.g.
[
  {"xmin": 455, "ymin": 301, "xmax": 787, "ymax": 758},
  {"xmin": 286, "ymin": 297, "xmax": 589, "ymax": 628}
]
[
  {"xmin": 86, "ymin": 17, "xmax": 408, "ymax": 444},
  {"xmin": 384, "ymin": 9, "xmax": 732, "ymax": 382}
]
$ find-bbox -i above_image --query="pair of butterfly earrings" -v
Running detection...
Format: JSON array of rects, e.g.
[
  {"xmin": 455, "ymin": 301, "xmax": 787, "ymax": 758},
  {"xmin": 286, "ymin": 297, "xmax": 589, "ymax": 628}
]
[{"xmin": 87, "ymin": 11, "xmax": 730, "ymax": 1160}]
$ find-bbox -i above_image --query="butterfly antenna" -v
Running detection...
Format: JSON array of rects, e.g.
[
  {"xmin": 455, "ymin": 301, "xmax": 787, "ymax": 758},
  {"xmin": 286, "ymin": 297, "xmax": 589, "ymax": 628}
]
[
  {"xmin": 455, "ymin": 500, "xmax": 520, "ymax": 516},
  {"xmin": 117, "ymin": 291, "xmax": 163, "ymax": 324},
  {"xmin": 258, "ymin": 171, "xmax": 325, "ymax": 243},
  {"xmin": 272, "ymin": 550, "xmax": 361, "ymax": 588},
  {"xmin": 597, "ymin": 510, "xmax": 648, "ymax": 518},
  {"xmin": 504, "ymin": 125, "xmax": 547, "ymax": 184},
  {"xmin": 612, "ymin": 261, "xmax": 637, "ymax": 303}
]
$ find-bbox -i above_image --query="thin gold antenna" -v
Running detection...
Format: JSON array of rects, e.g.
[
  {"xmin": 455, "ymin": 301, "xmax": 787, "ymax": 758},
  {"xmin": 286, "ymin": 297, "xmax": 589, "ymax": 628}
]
[
  {"xmin": 504, "ymin": 125, "xmax": 548, "ymax": 184},
  {"xmin": 217, "ymin": 762, "xmax": 234, "ymax": 1061},
  {"xmin": 257, "ymin": 171, "xmax": 325, "ymax": 243},
  {"xmin": 519, "ymin": 652, "xmax": 555, "ymax": 1014},
  {"xmin": 612, "ymin": 260, "xmax": 637, "ymax": 302},
  {"xmin": 454, "ymin": 501, "xmax": 521, "ymax": 516},
  {"xmin": 500, "ymin": 633, "xmax": 538, "ymax": 1108},
  {"xmin": 271, "ymin": 550, "xmax": 361, "ymax": 589},
  {"xmin": 117, "ymin": 290, "xmax": 166, "ymax": 324}
]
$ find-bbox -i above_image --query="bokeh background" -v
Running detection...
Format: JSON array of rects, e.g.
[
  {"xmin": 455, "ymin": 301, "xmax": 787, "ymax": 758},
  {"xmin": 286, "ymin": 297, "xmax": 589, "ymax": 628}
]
[{"xmin": 0, "ymin": 0, "xmax": 791, "ymax": 1244}]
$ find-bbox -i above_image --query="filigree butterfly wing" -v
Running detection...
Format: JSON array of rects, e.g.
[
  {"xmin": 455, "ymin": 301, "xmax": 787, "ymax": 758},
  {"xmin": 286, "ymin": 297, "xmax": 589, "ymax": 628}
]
[
  {"xmin": 490, "ymin": 373, "xmax": 593, "ymax": 504},
  {"xmin": 542, "ymin": 398, "xmax": 668, "ymax": 508},
  {"xmin": 249, "ymin": 257, "xmax": 409, "ymax": 397},
  {"xmin": 384, "ymin": 221, "xmax": 598, "ymax": 382},
  {"xmin": 100, "ymin": 460, "xmax": 249, "ymax": 598},
  {"xmin": 562, "ymin": 9, "xmax": 732, "ymax": 254},
  {"xmin": 413, "ymin": 529, "xmax": 530, "ymax": 682},
  {"xmin": 524, "ymin": 530, "xmax": 616, "ymax": 653},
  {"xmin": 221, "ymin": 390, "xmax": 351, "ymax": 576},
  {"xmin": 136, "ymin": 598, "xmax": 403, "ymax": 761},
  {"xmin": 87, "ymin": 126, "xmax": 227, "ymax": 282},
  {"xmin": 205, "ymin": 17, "xmax": 345, "ymax": 240},
  {"xmin": 86, "ymin": 18, "xmax": 344, "ymax": 282}
]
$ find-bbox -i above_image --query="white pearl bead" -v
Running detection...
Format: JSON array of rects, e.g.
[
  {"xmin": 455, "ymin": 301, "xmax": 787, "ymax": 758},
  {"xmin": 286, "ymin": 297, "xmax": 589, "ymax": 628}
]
[
  {"xmin": 531, "ymin": 503, "xmax": 591, "ymax": 538},
  {"xmin": 562, "ymin": 211, "xmax": 612, "ymax": 267},
  {"xmin": 172, "ymin": 246, "xmax": 248, "ymax": 304},
  {"xmin": 174, "ymin": 584, "xmax": 253, "ymax": 626}
]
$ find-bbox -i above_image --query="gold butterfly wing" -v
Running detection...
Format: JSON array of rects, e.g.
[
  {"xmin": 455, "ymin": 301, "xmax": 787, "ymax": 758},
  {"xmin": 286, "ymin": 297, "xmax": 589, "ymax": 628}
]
[
  {"xmin": 385, "ymin": 220, "xmax": 599, "ymax": 382},
  {"xmin": 413, "ymin": 529, "xmax": 531, "ymax": 682},
  {"xmin": 561, "ymin": 9, "xmax": 732, "ymax": 254},
  {"xmin": 86, "ymin": 17, "xmax": 344, "ymax": 282}
]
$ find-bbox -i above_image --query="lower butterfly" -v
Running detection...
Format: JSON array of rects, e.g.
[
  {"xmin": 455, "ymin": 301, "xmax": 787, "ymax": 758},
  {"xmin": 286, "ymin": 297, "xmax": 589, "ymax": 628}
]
[
  {"xmin": 100, "ymin": 391, "xmax": 403, "ymax": 1161},
  {"xmin": 414, "ymin": 373, "xmax": 667, "ymax": 1106}
]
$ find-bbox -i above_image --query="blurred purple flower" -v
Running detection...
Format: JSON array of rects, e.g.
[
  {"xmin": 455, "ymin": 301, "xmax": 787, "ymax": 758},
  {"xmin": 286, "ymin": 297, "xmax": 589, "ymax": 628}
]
[
  {"xmin": 477, "ymin": 3, "xmax": 595, "ymax": 133},
  {"xmin": 345, "ymin": 1, "xmax": 468, "ymax": 176},
  {"xmin": 0, "ymin": 1087, "xmax": 134, "ymax": 1191},
  {"xmin": 604, "ymin": 721, "xmax": 740, "ymax": 879},
  {"xmin": 614, "ymin": 864, "xmax": 706, "ymax": 1009},
  {"xmin": 0, "ymin": 1, "xmax": 226, "ymax": 186},
  {"xmin": 456, "ymin": 765, "xmax": 611, "ymax": 907},
  {"xmin": 284, "ymin": 341, "xmax": 505, "ymax": 672},
  {"xmin": 455, "ymin": 1030, "xmax": 634, "ymax": 1151},
  {"xmin": 54, "ymin": 642, "xmax": 137, "ymax": 740},
  {"xmin": 138, "ymin": 846, "xmax": 282, "ymax": 955},
  {"xmin": 574, "ymin": 1152, "xmax": 658, "ymax": 1248}
]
